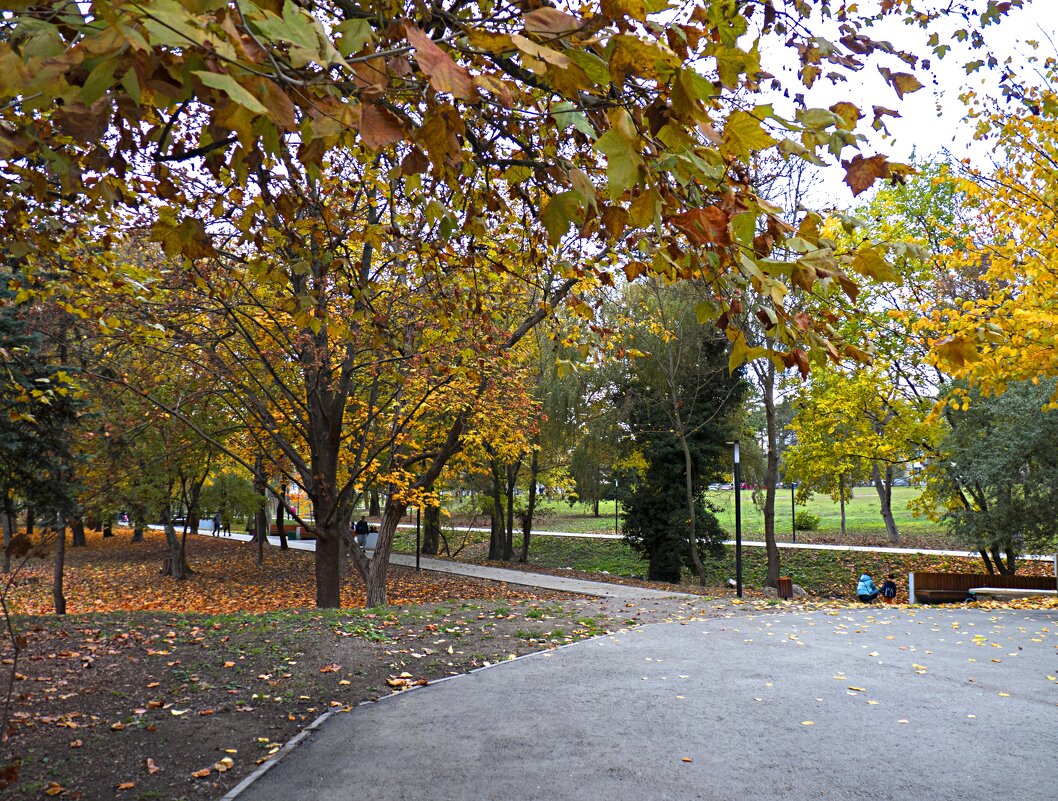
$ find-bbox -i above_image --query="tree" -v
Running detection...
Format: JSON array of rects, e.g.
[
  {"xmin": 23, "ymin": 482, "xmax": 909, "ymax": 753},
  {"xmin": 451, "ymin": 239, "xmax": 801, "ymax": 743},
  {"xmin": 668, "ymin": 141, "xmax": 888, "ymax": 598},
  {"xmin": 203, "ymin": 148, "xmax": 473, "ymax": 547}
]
[
  {"xmin": 784, "ymin": 364, "xmax": 934, "ymax": 544},
  {"xmin": 617, "ymin": 283, "xmax": 745, "ymax": 583},
  {"xmin": 919, "ymin": 380, "xmax": 1058, "ymax": 572}
]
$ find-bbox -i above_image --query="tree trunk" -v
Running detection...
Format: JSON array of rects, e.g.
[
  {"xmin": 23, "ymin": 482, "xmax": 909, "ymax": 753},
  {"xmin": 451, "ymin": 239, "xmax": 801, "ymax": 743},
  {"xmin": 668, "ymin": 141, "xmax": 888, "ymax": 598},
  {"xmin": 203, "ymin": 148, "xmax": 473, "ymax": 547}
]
[
  {"xmin": 422, "ymin": 503, "xmax": 440, "ymax": 555},
  {"xmin": 161, "ymin": 513, "xmax": 187, "ymax": 580},
  {"xmin": 871, "ymin": 463, "xmax": 900, "ymax": 544},
  {"xmin": 488, "ymin": 462, "xmax": 504, "ymax": 561},
  {"xmin": 275, "ymin": 483, "xmax": 289, "ymax": 550},
  {"xmin": 132, "ymin": 522, "xmax": 144, "ymax": 542},
  {"xmin": 253, "ymin": 454, "xmax": 266, "ymax": 566},
  {"xmin": 364, "ymin": 499, "xmax": 408, "ymax": 607},
  {"xmin": 102, "ymin": 519, "xmax": 113, "ymax": 538},
  {"xmin": 25, "ymin": 508, "xmax": 33, "ymax": 539},
  {"xmin": 369, "ymin": 490, "xmax": 381, "ymax": 517},
  {"xmin": 980, "ymin": 550, "xmax": 996, "ymax": 575},
  {"xmin": 503, "ymin": 462, "xmax": 520, "ymax": 561},
  {"xmin": 839, "ymin": 474, "xmax": 847, "ymax": 537},
  {"xmin": 71, "ymin": 517, "xmax": 86, "ymax": 548},
  {"xmin": 520, "ymin": 448, "xmax": 539, "ymax": 563},
  {"xmin": 677, "ymin": 428, "xmax": 705, "ymax": 585},
  {"xmin": 314, "ymin": 530, "xmax": 342, "ymax": 608},
  {"xmin": 761, "ymin": 364, "xmax": 780, "ymax": 588},
  {"xmin": 2, "ymin": 495, "xmax": 13, "ymax": 573},
  {"xmin": 53, "ymin": 524, "xmax": 66, "ymax": 615}
]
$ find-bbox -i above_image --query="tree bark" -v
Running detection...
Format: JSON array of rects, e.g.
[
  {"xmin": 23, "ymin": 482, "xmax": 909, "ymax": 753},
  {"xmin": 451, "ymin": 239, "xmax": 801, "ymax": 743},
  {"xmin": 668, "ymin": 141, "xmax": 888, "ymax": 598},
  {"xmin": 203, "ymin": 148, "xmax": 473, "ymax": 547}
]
[
  {"xmin": 53, "ymin": 525, "xmax": 66, "ymax": 615},
  {"xmin": 761, "ymin": 362, "xmax": 780, "ymax": 588},
  {"xmin": 839, "ymin": 474, "xmax": 847, "ymax": 537},
  {"xmin": 365, "ymin": 500, "xmax": 407, "ymax": 608},
  {"xmin": 102, "ymin": 518, "xmax": 113, "ymax": 538},
  {"xmin": 871, "ymin": 463, "xmax": 900, "ymax": 544},
  {"xmin": 25, "ymin": 508, "xmax": 33, "ymax": 540},
  {"xmin": 275, "ymin": 483, "xmax": 289, "ymax": 550},
  {"xmin": 677, "ymin": 427, "xmax": 705, "ymax": 586},
  {"xmin": 71, "ymin": 517, "xmax": 86, "ymax": 548},
  {"xmin": 369, "ymin": 490, "xmax": 381, "ymax": 517},
  {"xmin": 504, "ymin": 461, "xmax": 520, "ymax": 561},
  {"xmin": 2, "ymin": 494, "xmax": 13, "ymax": 573},
  {"xmin": 422, "ymin": 503, "xmax": 440, "ymax": 555},
  {"xmin": 161, "ymin": 509, "xmax": 187, "ymax": 580},
  {"xmin": 253, "ymin": 453, "xmax": 266, "ymax": 566},
  {"xmin": 520, "ymin": 448, "xmax": 539, "ymax": 563},
  {"xmin": 488, "ymin": 461, "xmax": 504, "ymax": 561},
  {"xmin": 314, "ymin": 530, "xmax": 342, "ymax": 608}
]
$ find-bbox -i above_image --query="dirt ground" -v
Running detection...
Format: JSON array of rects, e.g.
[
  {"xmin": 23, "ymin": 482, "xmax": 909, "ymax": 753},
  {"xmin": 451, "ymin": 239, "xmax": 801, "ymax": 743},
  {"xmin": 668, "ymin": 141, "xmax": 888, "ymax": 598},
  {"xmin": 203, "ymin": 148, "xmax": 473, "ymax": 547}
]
[{"xmin": 0, "ymin": 528, "xmax": 750, "ymax": 800}]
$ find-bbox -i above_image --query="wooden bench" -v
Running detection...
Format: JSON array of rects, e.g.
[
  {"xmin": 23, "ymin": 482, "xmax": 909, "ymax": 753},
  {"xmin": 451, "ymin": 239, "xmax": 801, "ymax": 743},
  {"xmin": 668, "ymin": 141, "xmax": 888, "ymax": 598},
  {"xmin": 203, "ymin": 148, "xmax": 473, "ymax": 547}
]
[{"xmin": 910, "ymin": 572, "xmax": 1057, "ymax": 604}]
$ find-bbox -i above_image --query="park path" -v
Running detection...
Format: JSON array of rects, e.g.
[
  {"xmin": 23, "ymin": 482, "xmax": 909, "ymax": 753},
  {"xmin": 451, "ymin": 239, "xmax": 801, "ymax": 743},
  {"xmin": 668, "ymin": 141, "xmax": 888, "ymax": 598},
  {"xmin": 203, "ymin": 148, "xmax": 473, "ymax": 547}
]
[
  {"xmin": 175, "ymin": 529, "xmax": 694, "ymax": 600},
  {"xmin": 229, "ymin": 605, "xmax": 1058, "ymax": 801}
]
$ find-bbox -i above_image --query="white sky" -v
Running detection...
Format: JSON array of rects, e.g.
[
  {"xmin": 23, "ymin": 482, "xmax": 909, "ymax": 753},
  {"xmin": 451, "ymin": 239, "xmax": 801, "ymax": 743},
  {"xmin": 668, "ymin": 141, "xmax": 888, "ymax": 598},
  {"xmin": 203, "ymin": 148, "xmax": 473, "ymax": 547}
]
[{"xmin": 775, "ymin": 1, "xmax": 1057, "ymax": 204}]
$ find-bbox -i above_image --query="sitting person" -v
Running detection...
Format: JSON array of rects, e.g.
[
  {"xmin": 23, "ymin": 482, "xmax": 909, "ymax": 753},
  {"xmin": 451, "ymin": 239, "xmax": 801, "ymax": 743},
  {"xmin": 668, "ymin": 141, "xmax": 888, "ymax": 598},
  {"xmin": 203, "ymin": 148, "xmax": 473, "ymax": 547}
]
[
  {"xmin": 857, "ymin": 572, "xmax": 880, "ymax": 603},
  {"xmin": 880, "ymin": 574, "xmax": 898, "ymax": 604}
]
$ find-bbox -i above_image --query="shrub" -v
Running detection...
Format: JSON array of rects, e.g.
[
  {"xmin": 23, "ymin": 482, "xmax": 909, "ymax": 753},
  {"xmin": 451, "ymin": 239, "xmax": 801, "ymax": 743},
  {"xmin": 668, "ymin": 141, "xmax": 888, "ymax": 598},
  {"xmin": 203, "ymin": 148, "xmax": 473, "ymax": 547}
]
[{"xmin": 794, "ymin": 511, "xmax": 821, "ymax": 531}]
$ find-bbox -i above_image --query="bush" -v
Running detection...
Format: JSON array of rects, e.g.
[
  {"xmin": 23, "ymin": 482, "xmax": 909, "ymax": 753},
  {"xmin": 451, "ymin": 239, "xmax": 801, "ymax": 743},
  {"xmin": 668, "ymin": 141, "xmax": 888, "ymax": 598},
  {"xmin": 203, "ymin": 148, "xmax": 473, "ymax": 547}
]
[{"xmin": 794, "ymin": 511, "xmax": 821, "ymax": 531}]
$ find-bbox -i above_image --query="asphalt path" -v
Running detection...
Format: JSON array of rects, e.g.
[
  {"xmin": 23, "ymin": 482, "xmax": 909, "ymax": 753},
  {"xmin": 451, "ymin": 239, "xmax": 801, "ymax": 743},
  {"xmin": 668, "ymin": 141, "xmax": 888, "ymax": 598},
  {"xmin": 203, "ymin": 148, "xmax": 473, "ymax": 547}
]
[{"xmin": 234, "ymin": 605, "xmax": 1058, "ymax": 801}]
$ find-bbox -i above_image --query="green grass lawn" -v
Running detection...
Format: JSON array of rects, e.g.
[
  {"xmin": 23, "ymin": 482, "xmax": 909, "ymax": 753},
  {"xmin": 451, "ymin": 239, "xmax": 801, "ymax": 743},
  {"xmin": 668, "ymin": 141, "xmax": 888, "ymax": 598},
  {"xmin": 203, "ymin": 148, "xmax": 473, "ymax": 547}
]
[{"xmin": 522, "ymin": 485, "xmax": 940, "ymax": 537}]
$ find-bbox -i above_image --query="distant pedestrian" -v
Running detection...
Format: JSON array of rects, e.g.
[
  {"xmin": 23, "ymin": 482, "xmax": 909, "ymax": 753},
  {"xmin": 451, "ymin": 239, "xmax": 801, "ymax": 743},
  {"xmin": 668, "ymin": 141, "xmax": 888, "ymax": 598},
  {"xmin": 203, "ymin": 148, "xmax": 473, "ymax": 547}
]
[
  {"xmin": 212, "ymin": 512, "xmax": 222, "ymax": 536},
  {"xmin": 881, "ymin": 574, "xmax": 898, "ymax": 604},
  {"xmin": 857, "ymin": 573, "xmax": 880, "ymax": 603},
  {"xmin": 354, "ymin": 516, "xmax": 369, "ymax": 548}
]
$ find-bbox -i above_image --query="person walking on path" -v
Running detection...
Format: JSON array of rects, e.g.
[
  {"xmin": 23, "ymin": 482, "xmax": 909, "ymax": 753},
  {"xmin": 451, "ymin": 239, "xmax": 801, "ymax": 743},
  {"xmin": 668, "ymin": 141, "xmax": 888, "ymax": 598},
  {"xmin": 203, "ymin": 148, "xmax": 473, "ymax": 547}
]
[
  {"xmin": 212, "ymin": 512, "xmax": 222, "ymax": 536},
  {"xmin": 354, "ymin": 516, "xmax": 369, "ymax": 548},
  {"xmin": 857, "ymin": 573, "xmax": 880, "ymax": 603}
]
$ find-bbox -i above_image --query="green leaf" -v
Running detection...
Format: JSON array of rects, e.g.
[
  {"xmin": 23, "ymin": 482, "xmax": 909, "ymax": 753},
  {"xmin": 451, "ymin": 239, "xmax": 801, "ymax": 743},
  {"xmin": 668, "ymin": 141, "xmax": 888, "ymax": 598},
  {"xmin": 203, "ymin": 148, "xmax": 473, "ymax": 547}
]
[
  {"xmin": 334, "ymin": 19, "xmax": 373, "ymax": 57},
  {"xmin": 81, "ymin": 58, "xmax": 117, "ymax": 105},
  {"xmin": 595, "ymin": 130, "xmax": 642, "ymax": 199},
  {"xmin": 567, "ymin": 51, "xmax": 611, "ymax": 87},
  {"xmin": 194, "ymin": 71, "xmax": 269, "ymax": 115},
  {"xmin": 541, "ymin": 190, "xmax": 585, "ymax": 245},
  {"xmin": 722, "ymin": 111, "xmax": 776, "ymax": 161}
]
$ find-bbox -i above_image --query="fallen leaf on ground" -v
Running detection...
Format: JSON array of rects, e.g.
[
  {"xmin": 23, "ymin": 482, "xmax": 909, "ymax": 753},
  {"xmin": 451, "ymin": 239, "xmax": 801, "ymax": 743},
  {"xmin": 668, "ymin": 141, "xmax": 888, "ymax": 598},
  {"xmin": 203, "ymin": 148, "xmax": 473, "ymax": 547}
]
[
  {"xmin": 145, "ymin": 759, "xmax": 159, "ymax": 774},
  {"xmin": 117, "ymin": 781, "xmax": 135, "ymax": 790},
  {"xmin": 44, "ymin": 782, "xmax": 64, "ymax": 796},
  {"xmin": 213, "ymin": 757, "xmax": 234, "ymax": 773},
  {"xmin": 191, "ymin": 768, "xmax": 211, "ymax": 779}
]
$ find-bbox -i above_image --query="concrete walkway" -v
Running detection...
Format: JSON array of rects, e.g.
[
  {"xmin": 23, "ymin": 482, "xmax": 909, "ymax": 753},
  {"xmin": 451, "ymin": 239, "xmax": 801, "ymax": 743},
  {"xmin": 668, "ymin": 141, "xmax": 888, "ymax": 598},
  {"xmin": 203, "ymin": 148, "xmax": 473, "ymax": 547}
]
[
  {"xmin": 231, "ymin": 605, "xmax": 1058, "ymax": 801},
  {"xmin": 173, "ymin": 529, "xmax": 694, "ymax": 600}
]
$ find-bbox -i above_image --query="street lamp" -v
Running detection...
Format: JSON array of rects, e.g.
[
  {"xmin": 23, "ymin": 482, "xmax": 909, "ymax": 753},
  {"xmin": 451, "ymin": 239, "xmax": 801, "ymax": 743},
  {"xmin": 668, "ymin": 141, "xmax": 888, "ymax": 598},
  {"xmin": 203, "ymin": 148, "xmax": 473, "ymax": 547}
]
[
  {"xmin": 790, "ymin": 482, "xmax": 797, "ymax": 544},
  {"xmin": 730, "ymin": 440, "xmax": 743, "ymax": 599}
]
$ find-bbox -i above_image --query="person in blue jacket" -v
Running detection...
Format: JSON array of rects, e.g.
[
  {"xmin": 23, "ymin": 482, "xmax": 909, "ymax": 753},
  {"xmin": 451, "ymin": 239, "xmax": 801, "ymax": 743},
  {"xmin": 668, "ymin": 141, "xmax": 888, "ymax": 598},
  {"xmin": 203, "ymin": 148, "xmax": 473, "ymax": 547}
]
[{"xmin": 857, "ymin": 573, "xmax": 880, "ymax": 603}]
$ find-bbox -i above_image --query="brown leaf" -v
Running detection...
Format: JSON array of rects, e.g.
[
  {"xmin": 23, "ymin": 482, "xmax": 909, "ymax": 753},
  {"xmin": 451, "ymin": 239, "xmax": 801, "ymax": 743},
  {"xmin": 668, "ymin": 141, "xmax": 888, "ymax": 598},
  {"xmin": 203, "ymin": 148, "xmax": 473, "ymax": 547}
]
[
  {"xmin": 213, "ymin": 757, "xmax": 234, "ymax": 773},
  {"xmin": 404, "ymin": 23, "xmax": 478, "ymax": 100},
  {"xmin": 667, "ymin": 206, "xmax": 732, "ymax": 246},
  {"xmin": 841, "ymin": 154, "xmax": 890, "ymax": 196},
  {"xmin": 145, "ymin": 758, "xmax": 159, "ymax": 775},
  {"xmin": 191, "ymin": 768, "xmax": 211, "ymax": 779},
  {"xmin": 0, "ymin": 759, "xmax": 19, "ymax": 790},
  {"xmin": 359, "ymin": 104, "xmax": 406, "ymax": 150},
  {"xmin": 117, "ymin": 781, "xmax": 135, "ymax": 790},
  {"xmin": 54, "ymin": 99, "xmax": 112, "ymax": 141},
  {"xmin": 523, "ymin": 7, "xmax": 582, "ymax": 34},
  {"xmin": 44, "ymin": 781, "xmax": 65, "ymax": 796},
  {"xmin": 319, "ymin": 663, "xmax": 341, "ymax": 673},
  {"xmin": 69, "ymin": 739, "xmax": 82, "ymax": 748}
]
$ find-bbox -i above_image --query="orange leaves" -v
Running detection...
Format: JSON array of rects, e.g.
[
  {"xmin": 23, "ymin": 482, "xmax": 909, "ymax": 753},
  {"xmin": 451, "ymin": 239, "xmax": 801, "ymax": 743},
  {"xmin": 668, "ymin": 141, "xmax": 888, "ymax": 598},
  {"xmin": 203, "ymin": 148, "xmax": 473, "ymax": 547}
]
[
  {"xmin": 667, "ymin": 206, "xmax": 732, "ymax": 247},
  {"xmin": 318, "ymin": 663, "xmax": 340, "ymax": 673},
  {"xmin": 841, "ymin": 154, "xmax": 891, "ymax": 196},
  {"xmin": 6, "ymin": 528, "xmax": 554, "ymax": 615},
  {"xmin": 403, "ymin": 23, "xmax": 478, "ymax": 101},
  {"xmin": 359, "ymin": 104, "xmax": 406, "ymax": 150}
]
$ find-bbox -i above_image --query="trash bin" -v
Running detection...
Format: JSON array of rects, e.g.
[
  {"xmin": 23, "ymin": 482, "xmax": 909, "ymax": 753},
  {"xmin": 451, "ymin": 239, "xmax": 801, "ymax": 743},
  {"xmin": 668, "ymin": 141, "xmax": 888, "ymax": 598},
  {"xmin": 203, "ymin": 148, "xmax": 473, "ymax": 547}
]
[{"xmin": 776, "ymin": 576, "xmax": 794, "ymax": 600}]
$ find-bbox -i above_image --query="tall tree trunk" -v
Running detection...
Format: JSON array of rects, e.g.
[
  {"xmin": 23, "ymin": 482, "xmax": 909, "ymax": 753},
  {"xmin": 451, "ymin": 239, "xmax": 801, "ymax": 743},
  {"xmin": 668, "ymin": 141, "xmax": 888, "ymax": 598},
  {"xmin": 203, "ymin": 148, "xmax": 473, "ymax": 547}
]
[
  {"xmin": 161, "ymin": 507, "xmax": 187, "ymax": 580},
  {"xmin": 677, "ymin": 428, "xmax": 705, "ymax": 585},
  {"xmin": 761, "ymin": 363, "xmax": 780, "ymax": 588},
  {"xmin": 520, "ymin": 448, "xmax": 539, "ymax": 563},
  {"xmin": 102, "ymin": 518, "xmax": 113, "ymax": 538},
  {"xmin": 504, "ymin": 462, "xmax": 520, "ymax": 561},
  {"xmin": 25, "ymin": 508, "xmax": 33, "ymax": 539},
  {"xmin": 980, "ymin": 550, "xmax": 996, "ymax": 575},
  {"xmin": 364, "ymin": 499, "xmax": 407, "ymax": 608},
  {"xmin": 871, "ymin": 463, "xmax": 900, "ymax": 544},
  {"xmin": 253, "ymin": 454, "xmax": 266, "ymax": 566},
  {"xmin": 314, "ymin": 528, "xmax": 342, "ymax": 608},
  {"xmin": 488, "ymin": 461, "xmax": 504, "ymax": 561},
  {"xmin": 53, "ymin": 524, "xmax": 66, "ymax": 615},
  {"xmin": 2, "ymin": 494, "xmax": 13, "ymax": 573},
  {"xmin": 422, "ymin": 503, "xmax": 440, "ymax": 555},
  {"xmin": 71, "ymin": 517, "xmax": 86, "ymax": 548},
  {"xmin": 132, "ymin": 522, "xmax": 144, "ymax": 542},
  {"xmin": 369, "ymin": 490, "xmax": 381, "ymax": 517},
  {"xmin": 275, "ymin": 483, "xmax": 289, "ymax": 550},
  {"xmin": 839, "ymin": 474, "xmax": 847, "ymax": 537}
]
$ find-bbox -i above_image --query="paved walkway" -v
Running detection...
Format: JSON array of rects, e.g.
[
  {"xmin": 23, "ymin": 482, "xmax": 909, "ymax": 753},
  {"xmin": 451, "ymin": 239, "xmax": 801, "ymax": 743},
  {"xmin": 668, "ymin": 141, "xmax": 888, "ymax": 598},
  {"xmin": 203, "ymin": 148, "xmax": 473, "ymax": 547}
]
[
  {"xmin": 232, "ymin": 605, "xmax": 1058, "ymax": 800},
  {"xmin": 172, "ymin": 529, "xmax": 693, "ymax": 600}
]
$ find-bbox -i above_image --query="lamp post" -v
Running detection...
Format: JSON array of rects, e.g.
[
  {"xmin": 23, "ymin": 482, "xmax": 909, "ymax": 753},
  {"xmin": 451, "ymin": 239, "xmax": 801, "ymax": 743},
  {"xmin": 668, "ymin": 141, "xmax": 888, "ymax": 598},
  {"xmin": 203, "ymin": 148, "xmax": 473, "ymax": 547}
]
[
  {"xmin": 614, "ymin": 477, "xmax": 619, "ymax": 537},
  {"xmin": 415, "ymin": 507, "xmax": 421, "ymax": 572},
  {"xmin": 790, "ymin": 482, "xmax": 797, "ymax": 544},
  {"xmin": 732, "ymin": 440, "xmax": 742, "ymax": 599}
]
